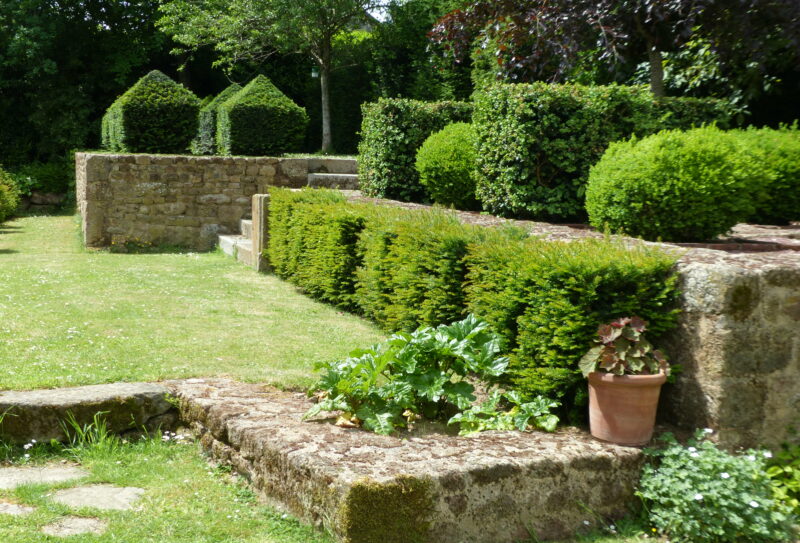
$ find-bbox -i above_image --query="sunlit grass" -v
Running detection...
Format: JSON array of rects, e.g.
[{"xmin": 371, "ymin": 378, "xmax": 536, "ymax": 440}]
[{"xmin": 0, "ymin": 214, "xmax": 384, "ymax": 390}]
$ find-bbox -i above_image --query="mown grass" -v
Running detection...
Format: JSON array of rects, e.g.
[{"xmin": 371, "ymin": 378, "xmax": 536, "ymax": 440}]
[
  {"xmin": 0, "ymin": 214, "xmax": 384, "ymax": 390},
  {"xmin": 0, "ymin": 435, "xmax": 333, "ymax": 543}
]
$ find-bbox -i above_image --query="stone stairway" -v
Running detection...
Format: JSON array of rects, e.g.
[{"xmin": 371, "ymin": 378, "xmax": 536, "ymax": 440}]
[{"xmin": 219, "ymin": 157, "xmax": 358, "ymax": 267}]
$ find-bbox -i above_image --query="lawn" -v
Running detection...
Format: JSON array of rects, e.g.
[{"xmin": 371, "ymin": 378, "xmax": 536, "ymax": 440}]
[{"xmin": 0, "ymin": 214, "xmax": 384, "ymax": 391}]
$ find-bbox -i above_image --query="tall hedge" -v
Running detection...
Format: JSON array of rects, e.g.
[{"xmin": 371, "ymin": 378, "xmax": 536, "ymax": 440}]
[
  {"xmin": 358, "ymin": 98, "xmax": 473, "ymax": 201},
  {"xmin": 473, "ymin": 83, "xmax": 734, "ymax": 221},
  {"xmin": 101, "ymin": 70, "xmax": 200, "ymax": 154},
  {"xmin": 217, "ymin": 75, "xmax": 308, "ymax": 156},
  {"xmin": 267, "ymin": 188, "xmax": 679, "ymax": 416},
  {"xmin": 191, "ymin": 83, "xmax": 242, "ymax": 155},
  {"xmin": 0, "ymin": 167, "xmax": 20, "ymax": 222}
]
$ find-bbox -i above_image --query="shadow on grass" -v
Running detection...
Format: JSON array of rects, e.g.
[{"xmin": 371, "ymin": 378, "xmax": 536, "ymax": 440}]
[{"xmin": 0, "ymin": 249, "xmax": 18, "ymax": 254}]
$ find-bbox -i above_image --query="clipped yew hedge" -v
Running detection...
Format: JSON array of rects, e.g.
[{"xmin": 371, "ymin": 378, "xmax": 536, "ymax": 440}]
[
  {"xmin": 101, "ymin": 70, "xmax": 200, "ymax": 154},
  {"xmin": 473, "ymin": 82, "xmax": 734, "ymax": 221},
  {"xmin": 267, "ymin": 188, "xmax": 679, "ymax": 415},
  {"xmin": 217, "ymin": 75, "xmax": 308, "ymax": 156},
  {"xmin": 358, "ymin": 98, "xmax": 473, "ymax": 202},
  {"xmin": 192, "ymin": 83, "xmax": 242, "ymax": 155}
]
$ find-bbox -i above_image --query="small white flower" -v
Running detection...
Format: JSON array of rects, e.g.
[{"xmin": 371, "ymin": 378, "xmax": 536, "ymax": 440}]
[
  {"xmin": 23, "ymin": 454, "xmax": 30, "ymax": 459},
  {"xmin": 747, "ymin": 455, "xmax": 756, "ymax": 461},
  {"xmin": 703, "ymin": 428, "xmax": 714, "ymax": 434},
  {"xmin": 763, "ymin": 451, "xmax": 773, "ymax": 459},
  {"xmin": 688, "ymin": 446, "xmax": 697, "ymax": 452},
  {"xmin": 690, "ymin": 452, "xmax": 700, "ymax": 458},
  {"xmin": 31, "ymin": 439, "xmax": 36, "ymax": 443},
  {"xmin": 749, "ymin": 500, "xmax": 759, "ymax": 508},
  {"xmin": 694, "ymin": 493, "xmax": 703, "ymax": 501},
  {"xmin": 720, "ymin": 472, "xmax": 730, "ymax": 479},
  {"xmin": 23, "ymin": 443, "xmax": 32, "ymax": 450}
]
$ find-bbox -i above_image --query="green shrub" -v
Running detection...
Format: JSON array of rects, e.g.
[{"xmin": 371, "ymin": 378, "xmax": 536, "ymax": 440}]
[
  {"xmin": 101, "ymin": 70, "xmax": 200, "ymax": 154},
  {"xmin": 268, "ymin": 188, "xmax": 367, "ymax": 311},
  {"xmin": 217, "ymin": 75, "xmax": 308, "ymax": 156},
  {"xmin": 768, "ymin": 442, "xmax": 800, "ymax": 514},
  {"xmin": 191, "ymin": 83, "xmax": 242, "ymax": 155},
  {"xmin": 465, "ymin": 234, "xmax": 679, "ymax": 415},
  {"xmin": 10, "ymin": 160, "xmax": 73, "ymax": 195},
  {"xmin": 415, "ymin": 122, "xmax": 478, "ymax": 210},
  {"xmin": 735, "ymin": 126, "xmax": 800, "ymax": 225},
  {"xmin": 473, "ymin": 82, "xmax": 734, "ymax": 220},
  {"xmin": 638, "ymin": 431, "xmax": 796, "ymax": 542},
  {"xmin": 0, "ymin": 167, "xmax": 21, "ymax": 222},
  {"xmin": 358, "ymin": 98, "xmax": 473, "ymax": 202},
  {"xmin": 355, "ymin": 209, "xmax": 484, "ymax": 332},
  {"xmin": 585, "ymin": 126, "xmax": 768, "ymax": 242}
]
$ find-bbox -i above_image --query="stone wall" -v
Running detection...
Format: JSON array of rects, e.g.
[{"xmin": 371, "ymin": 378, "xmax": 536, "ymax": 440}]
[{"xmin": 75, "ymin": 152, "xmax": 310, "ymax": 250}]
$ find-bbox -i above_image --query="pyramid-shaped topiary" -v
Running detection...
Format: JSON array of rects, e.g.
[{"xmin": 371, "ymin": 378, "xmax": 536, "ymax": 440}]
[
  {"xmin": 191, "ymin": 83, "xmax": 242, "ymax": 155},
  {"xmin": 101, "ymin": 70, "xmax": 200, "ymax": 154},
  {"xmin": 216, "ymin": 75, "xmax": 308, "ymax": 156}
]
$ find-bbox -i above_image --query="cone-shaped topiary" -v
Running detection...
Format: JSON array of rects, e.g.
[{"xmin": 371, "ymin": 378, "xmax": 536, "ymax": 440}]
[
  {"xmin": 216, "ymin": 75, "xmax": 308, "ymax": 156},
  {"xmin": 101, "ymin": 70, "xmax": 200, "ymax": 154},
  {"xmin": 191, "ymin": 83, "xmax": 242, "ymax": 155}
]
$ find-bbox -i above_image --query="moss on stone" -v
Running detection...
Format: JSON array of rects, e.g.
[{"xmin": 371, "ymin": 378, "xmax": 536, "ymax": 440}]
[
  {"xmin": 337, "ymin": 475, "xmax": 434, "ymax": 543},
  {"xmin": 727, "ymin": 282, "xmax": 759, "ymax": 321}
]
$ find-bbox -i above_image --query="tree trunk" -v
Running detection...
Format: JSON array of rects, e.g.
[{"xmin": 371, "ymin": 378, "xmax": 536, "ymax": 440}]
[
  {"xmin": 319, "ymin": 38, "xmax": 333, "ymax": 154},
  {"xmin": 648, "ymin": 45, "xmax": 666, "ymax": 97}
]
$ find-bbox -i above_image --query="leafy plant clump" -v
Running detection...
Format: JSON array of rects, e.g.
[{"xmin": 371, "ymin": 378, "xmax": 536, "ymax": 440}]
[
  {"xmin": 101, "ymin": 70, "xmax": 201, "ymax": 154},
  {"xmin": 303, "ymin": 314, "xmax": 559, "ymax": 435},
  {"xmin": 216, "ymin": 75, "xmax": 308, "ymax": 156},
  {"xmin": 767, "ymin": 442, "xmax": 800, "ymax": 514},
  {"xmin": 638, "ymin": 431, "xmax": 797, "ymax": 542},
  {"xmin": 0, "ymin": 166, "xmax": 21, "ymax": 222},
  {"xmin": 579, "ymin": 316, "xmax": 668, "ymax": 377},
  {"xmin": 586, "ymin": 126, "xmax": 768, "ymax": 241},
  {"xmin": 415, "ymin": 122, "xmax": 479, "ymax": 210}
]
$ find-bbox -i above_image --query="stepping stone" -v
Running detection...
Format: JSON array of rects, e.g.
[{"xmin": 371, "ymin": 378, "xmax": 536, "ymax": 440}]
[
  {"xmin": 41, "ymin": 516, "xmax": 107, "ymax": 537},
  {"xmin": 0, "ymin": 500, "xmax": 35, "ymax": 516},
  {"xmin": 50, "ymin": 484, "xmax": 144, "ymax": 511},
  {"xmin": 0, "ymin": 465, "xmax": 87, "ymax": 490}
]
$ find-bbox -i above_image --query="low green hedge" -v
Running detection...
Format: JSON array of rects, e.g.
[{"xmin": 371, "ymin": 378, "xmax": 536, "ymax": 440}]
[
  {"xmin": 0, "ymin": 167, "xmax": 21, "ymax": 222},
  {"xmin": 585, "ymin": 126, "xmax": 767, "ymax": 241},
  {"xmin": 101, "ymin": 70, "xmax": 200, "ymax": 154},
  {"xmin": 267, "ymin": 188, "xmax": 679, "ymax": 414},
  {"xmin": 735, "ymin": 126, "xmax": 800, "ymax": 225},
  {"xmin": 415, "ymin": 122, "xmax": 479, "ymax": 210},
  {"xmin": 473, "ymin": 82, "xmax": 734, "ymax": 221},
  {"xmin": 217, "ymin": 75, "xmax": 308, "ymax": 156},
  {"xmin": 192, "ymin": 83, "xmax": 242, "ymax": 155},
  {"xmin": 358, "ymin": 98, "xmax": 473, "ymax": 202}
]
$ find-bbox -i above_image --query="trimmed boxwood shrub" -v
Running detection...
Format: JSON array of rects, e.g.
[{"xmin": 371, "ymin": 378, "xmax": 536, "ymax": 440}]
[
  {"xmin": 735, "ymin": 126, "xmax": 800, "ymax": 225},
  {"xmin": 267, "ymin": 188, "xmax": 680, "ymax": 416},
  {"xmin": 101, "ymin": 70, "xmax": 200, "ymax": 154},
  {"xmin": 473, "ymin": 82, "xmax": 734, "ymax": 221},
  {"xmin": 465, "ymin": 235, "xmax": 679, "ymax": 416},
  {"xmin": 191, "ymin": 83, "xmax": 242, "ymax": 155},
  {"xmin": 415, "ymin": 122, "xmax": 479, "ymax": 210},
  {"xmin": 217, "ymin": 75, "xmax": 308, "ymax": 156},
  {"xmin": 358, "ymin": 98, "xmax": 473, "ymax": 202},
  {"xmin": 0, "ymin": 167, "xmax": 20, "ymax": 222},
  {"xmin": 585, "ymin": 126, "xmax": 769, "ymax": 242}
]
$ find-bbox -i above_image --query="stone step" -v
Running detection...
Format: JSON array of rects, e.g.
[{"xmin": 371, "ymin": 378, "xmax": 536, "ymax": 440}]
[
  {"xmin": 307, "ymin": 173, "xmax": 359, "ymax": 190},
  {"xmin": 307, "ymin": 157, "xmax": 357, "ymax": 175},
  {"xmin": 240, "ymin": 219, "xmax": 253, "ymax": 240},
  {"xmin": 218, "ymin": 234, "xmax": 242, "ymax": 258},
  {"xmin": 169, "ymin": 379, "xmax": 643, "ymax": 543},
  {"xmin": 0, "ymin": 383, "xmax": 175, "ymax": 444},
  {"xmin": 236, "ymin": 238, "xmax": 253, "ymax": 266}
]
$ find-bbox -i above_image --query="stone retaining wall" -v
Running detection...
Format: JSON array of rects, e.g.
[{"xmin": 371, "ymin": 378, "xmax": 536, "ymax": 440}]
[{"xmin": 75, "ymin": 153, "xmax": 310, "ymax": 250}]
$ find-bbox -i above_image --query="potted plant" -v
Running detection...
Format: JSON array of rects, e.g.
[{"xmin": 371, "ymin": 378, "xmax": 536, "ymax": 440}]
[{"xmin": 579, "ymin": 316, "xmax": 669, "ymax": 447}]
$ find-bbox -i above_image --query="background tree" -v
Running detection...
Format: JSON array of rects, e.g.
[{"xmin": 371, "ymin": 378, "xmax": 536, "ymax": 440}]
[{"xmin": 158, "ymin": 0, "xmax": 386, "ymax": 154}]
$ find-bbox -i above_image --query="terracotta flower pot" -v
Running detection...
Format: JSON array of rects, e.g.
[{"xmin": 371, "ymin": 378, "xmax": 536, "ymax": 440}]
[{"xmin": 588, "ymin": 371, "xmax": 667, "ymax": 447}]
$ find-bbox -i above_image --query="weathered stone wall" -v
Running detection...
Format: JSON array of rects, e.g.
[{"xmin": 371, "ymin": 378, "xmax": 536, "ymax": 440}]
[{"xmin": 75, "ymin": 152, "xmax": 309, "ymax": 250}]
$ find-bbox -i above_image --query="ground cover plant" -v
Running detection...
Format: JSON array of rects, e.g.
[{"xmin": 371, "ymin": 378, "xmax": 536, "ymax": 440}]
[
  {"xmin": 0, "ymin": 430, "xmax": 332, "ymax": 542},
  {"xmin": 638, "ymin": 431, "xmax": 797, "ymax": 542},
  {"xmin": 0, "ymin": 215, "xmax": 383, "ymax": 390}
]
